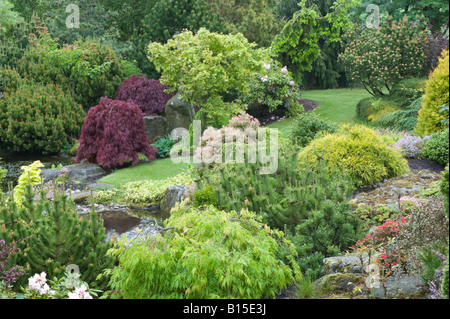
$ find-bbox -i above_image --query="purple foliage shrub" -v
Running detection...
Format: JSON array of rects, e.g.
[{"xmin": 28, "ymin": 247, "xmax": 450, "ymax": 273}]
[
  {"xmin": 76, "ymin": 97, "xmax": 158, "ymax": 169},
  {"xmin": 426, "ymin": 32, "xmax": 449, "ymax": 73},
  {"xmin": 0, "ymin": 239, "xmax": 24, "ymax": 286},
  {"xmin": 115, "ymin": 75, "xmax": 176, "ymax": 116}
]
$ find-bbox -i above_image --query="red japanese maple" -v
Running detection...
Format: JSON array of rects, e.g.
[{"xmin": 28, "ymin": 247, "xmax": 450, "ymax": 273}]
[
  {"xmin": 76, "ymin": 97, "xmax": 158, "ymax": 169},
  {"xmin": 115, "ymin": 75, "xmax": 175, "ymax": 116}
]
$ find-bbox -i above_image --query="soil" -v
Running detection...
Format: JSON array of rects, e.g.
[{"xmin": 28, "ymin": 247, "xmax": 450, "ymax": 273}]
[
  {"xmin": 251, "ymin": 98, "xmax": 319, "ymax": 126},
  {"xmin": 407, "ymin": 158, "xmax": 446, "ymax": 174}
]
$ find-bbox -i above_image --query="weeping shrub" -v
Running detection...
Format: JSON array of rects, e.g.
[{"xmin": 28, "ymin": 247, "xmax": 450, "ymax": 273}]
[
  {"xmin": 115, "ymin": 75, "xmax": 175, "ymax": 116},
  {"xmin": 107, "ymin": 204, "xmax": 302, "ymax": 299},
  {"xmin": 75, "ymin": 97, "xmax": 158, "ymax": 169}
]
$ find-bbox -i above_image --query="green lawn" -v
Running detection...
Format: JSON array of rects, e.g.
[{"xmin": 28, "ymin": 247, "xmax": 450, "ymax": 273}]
[
  {"xmin": 97, "ymin": 157, "xmax": 191, "ymax": 187},
  {"xmin": 269, "ymin": 87, "xmax": 371, "ymax": 136}
]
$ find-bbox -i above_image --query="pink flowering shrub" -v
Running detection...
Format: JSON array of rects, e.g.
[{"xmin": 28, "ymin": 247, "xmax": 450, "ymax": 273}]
[
  {"xmin": 394, "ymin": 134, "xmax": 432, "ymax": 158},
  {"xmin": 194, "ymin": 111, "xmax": 261, "ymax": 164}
]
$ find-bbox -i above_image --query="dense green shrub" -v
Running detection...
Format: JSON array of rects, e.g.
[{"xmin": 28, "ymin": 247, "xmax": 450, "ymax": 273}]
[
  {"xmin": 17, "ymin": 26, "xmax": 124, "ymax": 109},
  {"xmin": 0, "ymin": 82, "xmax": 85, "ymax": 154},
  {"xmin": 121, "ymin": 60, "xmax": 143, "ymax": 78},
  {"xmin": 0, "ymin": 182, "xmax": 115, "ymax": 290},
  {"xmin": 152, "ymin": 135, "xmax": 176, "ymax": 159},
  {"xmin": 416, "ymin": 50, "xmax": 449, "ymax": 135},
  {"xmin": 389, "ymin": 77, "xmax": 427, "ymax": 107},
  {"xmin": 298, "ymin": 124, "xmax": 409, "ymax": 186},
  {"xmin": 373, "ymin": 97, "xmax": 423, "ymax": 132},
  {"xmin": 0, "ymin": 67, "xmax": 23, "ymax": 97},
  {"xmin": 422, "ymin": 128, "xmax": 449, "ymax": 166},
  {"xmin": 192, "ymin": 185, "xmax": 218, "ymax": 208},
  {"xmin": 107, "ymin": 204, "xmax": 302, "ymax": 299},
  {"xmin": 291, "ymin": 112, "xmax": 339, "ymax": 147}
]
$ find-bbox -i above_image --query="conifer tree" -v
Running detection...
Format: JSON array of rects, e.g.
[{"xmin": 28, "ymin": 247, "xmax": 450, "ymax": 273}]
[{"xmin": 0, "ymin": 183, "xmax": 115, "ymax": 289}]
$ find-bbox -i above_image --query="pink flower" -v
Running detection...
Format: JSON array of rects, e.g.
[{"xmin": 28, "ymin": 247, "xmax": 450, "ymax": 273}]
[{"xmin": 281, "ymin": 66, "xmax": 288, "ymax": 74}]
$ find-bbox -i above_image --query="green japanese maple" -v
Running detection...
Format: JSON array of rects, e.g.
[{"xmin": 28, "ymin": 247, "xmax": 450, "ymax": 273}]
[{"xmin": 148, "ymin": 28, "xmax": 271, "ymax": 127}]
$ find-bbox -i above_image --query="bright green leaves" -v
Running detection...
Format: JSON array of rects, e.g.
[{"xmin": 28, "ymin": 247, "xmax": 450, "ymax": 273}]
[
  {"xmin": 271, "ymin": 0, "xmax": 358, "ymax": 74},
  {"xmin": 108, "ymin": 205, "xmax": 301, "ymax": 299},
  {"xmin": 148, "ymin": 28, "xmax": 271, "ymax": 127}
]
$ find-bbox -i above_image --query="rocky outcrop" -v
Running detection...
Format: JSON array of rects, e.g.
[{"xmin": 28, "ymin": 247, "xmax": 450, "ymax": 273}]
[
  {"xmin": 160, "ymin": 185, "xmax": 188, "ymax": 214},
  {"xmin": 163, "ymin": 92, "xmax": 195, "ymax": 133},
  {"xmin": 40, "ymin": 162, "xmax": 107, "ymax": 184},
  {"xmin": 143, "ymin": 116, "xmax": 168, "ymax": 144}
]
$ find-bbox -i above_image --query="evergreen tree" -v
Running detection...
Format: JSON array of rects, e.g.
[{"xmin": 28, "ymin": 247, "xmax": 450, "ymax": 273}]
[
  {"xmin": 272, "ymin": 0, "xmax": 358, "ymax": 88},
  {"xmin": 0, "ymin": 183, "xmax": 115, "ymax": 289}
]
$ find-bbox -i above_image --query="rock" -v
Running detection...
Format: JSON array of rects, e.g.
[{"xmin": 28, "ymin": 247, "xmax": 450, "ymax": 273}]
[
  {"xmin": 372, "ymin": 276, "xmax": 428, "ymax": 299},
  {"xmin": 68, "ymin": 190, "xmax": 93, "ymax": 204},
  {"xmin": 86, "ymin": 183, "xmax": 113, "ymax": 190},
  {"xmin": 161, "ymin": 185, "xmax": 188, "ymax": 214},
  {"xmin": 323, "ymin": 255, "xmax": 366, "ymax": 276},
  {"xmin": 314, "ymin": 273, "xmax": 366, "ymax": 295},
  {"xmin": 322, "ymin": 253, "xmax": 377, "ymax": 276},
  {"xmin": 143, "ymin": 116, "xmax": 168, "ymax": 144},
  {"xmin": 163, "ymin": 92, "xmax": 195, "ymax": 133},
  {"xmin": 41, "ymin": 162, "xmax": 106, "ymax": 183}
]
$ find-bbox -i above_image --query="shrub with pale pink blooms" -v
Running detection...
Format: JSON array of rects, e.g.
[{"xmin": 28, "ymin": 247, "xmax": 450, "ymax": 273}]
[
  {"xmin": 194, "ymin": 111, "xmax": 263, "ymax": 164},
  {"xmin": 394, "ymin": 134, "xmax": 432, "ymax": 158}
]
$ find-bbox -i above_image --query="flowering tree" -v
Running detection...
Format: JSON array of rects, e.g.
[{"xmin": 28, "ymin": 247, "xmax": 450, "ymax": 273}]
[{"xmin": 339, "ymin": 15, "xmax": 429, "ymax": 96}]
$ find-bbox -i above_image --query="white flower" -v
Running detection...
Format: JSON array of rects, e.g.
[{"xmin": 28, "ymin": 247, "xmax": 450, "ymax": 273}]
[
  {"xmin": 263, "ymin": 63, "xmax": 271, "ymax": 70},
  {"xmin": 68, "ymin": 284, "xmax": 93, "ymax": 299},
  {"xmin": 261, "ymin": 75, "xmax": 268, "ymax": 82},
  {"xmin": 28, "ymin": 272, "xmax": 47, "ymax": 291},
  {"xmin": 39, "ymin": 283, "xmax": 50, "ymax": 295}
]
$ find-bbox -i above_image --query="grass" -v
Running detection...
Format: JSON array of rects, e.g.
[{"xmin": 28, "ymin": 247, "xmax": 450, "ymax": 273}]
[
  {"xmin": 97, "ymin": 157, "xmax": 191, "ymax": 187},
  {"xmin": 268, "ymin": 87, "xmax": 371, "ymax": 136}
]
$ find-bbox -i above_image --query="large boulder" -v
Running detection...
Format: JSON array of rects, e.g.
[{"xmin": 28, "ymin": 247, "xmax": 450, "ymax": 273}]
[
  {"xmin": 40, "ymin": 162, "xmax": 106, "ymax": 183},
  {"xmin": 160, "ymin": 185, "xmax": 188, "ymax": 214},
  {"xmin": 143, "ymin": 115, "xmax": 168, "ymax": 144},
  {"xmin": 163, "ymin": 92, "xmax": 195, "ymax": 133}
]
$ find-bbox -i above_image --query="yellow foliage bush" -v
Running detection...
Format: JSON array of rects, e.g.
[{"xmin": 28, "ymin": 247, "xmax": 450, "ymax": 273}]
[
  {"xmin": 416, "ymin": 50, "xmax": 449, "ymax": 135},
  {"xmin": 298, "ymin": 124, "xmax": 409, "ymax": 187}
]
